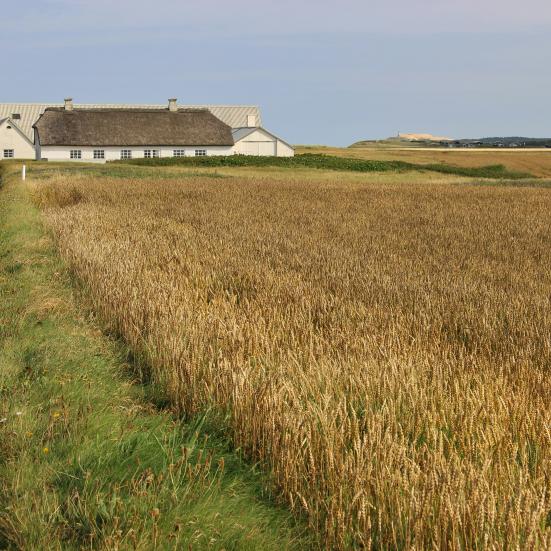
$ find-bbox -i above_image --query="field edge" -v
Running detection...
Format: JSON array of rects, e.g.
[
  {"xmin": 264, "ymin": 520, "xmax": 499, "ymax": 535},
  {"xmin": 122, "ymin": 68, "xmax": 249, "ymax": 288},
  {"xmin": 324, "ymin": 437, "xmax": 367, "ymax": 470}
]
[{"xmin": 0, "ymin": 164, "xmax": 312, "ymax": 550}]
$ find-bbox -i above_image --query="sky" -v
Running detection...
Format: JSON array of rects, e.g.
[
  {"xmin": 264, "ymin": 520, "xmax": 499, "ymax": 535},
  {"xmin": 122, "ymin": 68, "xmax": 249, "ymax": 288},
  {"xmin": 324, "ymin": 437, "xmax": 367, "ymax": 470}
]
[{"xmin": 2, "ymin": 1, "xmax": 551, "ymax": 145}]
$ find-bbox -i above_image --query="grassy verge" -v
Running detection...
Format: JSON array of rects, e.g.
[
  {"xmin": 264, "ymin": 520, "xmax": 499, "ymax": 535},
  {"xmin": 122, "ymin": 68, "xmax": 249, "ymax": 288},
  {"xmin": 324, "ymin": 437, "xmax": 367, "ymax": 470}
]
[
  {"xmin": 0, "ymin": 163, "xmax": 310, "ymax": 550},
  {"xmin": 117, "ymin": 153, "xmax": 533, "ymax": 179}
]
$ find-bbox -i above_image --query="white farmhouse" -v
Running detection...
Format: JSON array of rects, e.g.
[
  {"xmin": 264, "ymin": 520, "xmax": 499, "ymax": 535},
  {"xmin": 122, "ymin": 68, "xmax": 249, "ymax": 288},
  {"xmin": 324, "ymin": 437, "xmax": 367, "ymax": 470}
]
[
  {"xmin": 0, "ymin": 99, "xmax": 294, "ymax": 161},
  {"xmin": 34, "ymin": 101, "xmax": 235, "ymax": 162}
]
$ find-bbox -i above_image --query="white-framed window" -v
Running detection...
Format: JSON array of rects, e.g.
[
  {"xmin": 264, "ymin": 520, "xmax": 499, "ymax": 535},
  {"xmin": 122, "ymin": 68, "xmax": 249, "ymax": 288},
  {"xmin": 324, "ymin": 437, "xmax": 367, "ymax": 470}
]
[
  {"xmin": 173, "ymin": 149, "xmax": 186, "ymax": 157},
  {"xmin": 93, "ymin": 150, "xmax": 105, "ymax": 159},
  {"xmin": 120, "ymin": 150, "xmax": 132, "ymax": 160},
  {"xmin": 144, "ymin": 150, "xmax": 160, "ymax": 159},
  {"xmin": 3, "ymin": 149, "xmax": 14, "ymax": 158},
  {"xmin": 195, "ymin": 149, "xmax": 207, "ymax": 157},
  {"xmin": 11, "ymin": 113, "xmax": 21, "ymax": 120},
  {"xmin": 70, "ymin": 150, "xmax": 82, "ymax": 160}
]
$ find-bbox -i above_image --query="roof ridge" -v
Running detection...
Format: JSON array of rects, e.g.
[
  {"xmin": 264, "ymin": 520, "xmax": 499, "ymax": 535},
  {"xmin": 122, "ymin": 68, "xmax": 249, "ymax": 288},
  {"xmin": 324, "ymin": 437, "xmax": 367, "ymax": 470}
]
[
  {"xmin": 44, "ymin": 107, "xmax": 212, "ymax": 112},
  {"xmin": 0, "ymin": 102, "xmax": 260, "ymax": 107}
]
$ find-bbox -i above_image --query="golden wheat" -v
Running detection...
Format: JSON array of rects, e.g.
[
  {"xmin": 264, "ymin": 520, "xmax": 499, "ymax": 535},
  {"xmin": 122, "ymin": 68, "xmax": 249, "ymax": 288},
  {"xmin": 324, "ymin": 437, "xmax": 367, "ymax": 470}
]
[{"xmin": 32, "ymin": 173, "xmax": 551, "ymax": 549}]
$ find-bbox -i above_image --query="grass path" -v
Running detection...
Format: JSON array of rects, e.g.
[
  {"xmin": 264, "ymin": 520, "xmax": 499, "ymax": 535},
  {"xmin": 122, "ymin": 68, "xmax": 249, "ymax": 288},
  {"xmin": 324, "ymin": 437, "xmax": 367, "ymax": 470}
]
[{"xmin": 0, "ymin": 164, "xmax": 310, "ymax": 550}]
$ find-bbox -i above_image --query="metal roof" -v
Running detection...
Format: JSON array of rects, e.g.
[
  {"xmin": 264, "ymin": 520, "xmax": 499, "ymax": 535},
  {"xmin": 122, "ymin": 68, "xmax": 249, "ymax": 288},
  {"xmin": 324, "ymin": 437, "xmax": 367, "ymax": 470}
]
[{"xmin": 0, "ymin": 103, "xmax": 262, "ymax": 141}]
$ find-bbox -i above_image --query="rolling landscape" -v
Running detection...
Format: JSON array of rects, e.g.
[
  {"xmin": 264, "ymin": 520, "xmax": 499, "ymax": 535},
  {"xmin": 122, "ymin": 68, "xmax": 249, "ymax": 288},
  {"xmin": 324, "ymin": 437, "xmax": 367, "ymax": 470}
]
[
  {"xmin": 1, "ymin": 149, "xmax": 550, "ymax": 549},
  {"xmin": 2, "ymin": 1, "xmax": 551, "ymax": 549}
]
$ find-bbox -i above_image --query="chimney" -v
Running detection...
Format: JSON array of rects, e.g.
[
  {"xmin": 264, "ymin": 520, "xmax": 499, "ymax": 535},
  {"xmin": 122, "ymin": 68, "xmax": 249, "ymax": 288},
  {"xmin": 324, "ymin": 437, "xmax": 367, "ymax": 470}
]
[
  {"xmin": 168, "ymin": 98, "xmax": 178, "ymax": 112},
  {"xmin": 247, "ymin": 114, "xmax": 257, "ymax": 127},
  {"xmin": 64, "ymin": 98, "xmax": 74, "ymax": 111}
]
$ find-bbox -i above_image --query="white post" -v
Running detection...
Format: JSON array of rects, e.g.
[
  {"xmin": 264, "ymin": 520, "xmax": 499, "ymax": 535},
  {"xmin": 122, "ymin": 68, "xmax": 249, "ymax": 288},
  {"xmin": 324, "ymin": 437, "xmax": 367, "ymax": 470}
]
[{"xmin": 22, "ymin": 165, "xmax": 26, "ymax": 181}]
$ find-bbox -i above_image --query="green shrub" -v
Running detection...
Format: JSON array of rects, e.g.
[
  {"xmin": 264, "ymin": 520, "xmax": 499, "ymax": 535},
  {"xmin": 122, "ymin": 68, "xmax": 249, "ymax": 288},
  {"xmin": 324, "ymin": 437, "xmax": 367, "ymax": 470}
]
[{"xmin": 115, "ymin": 153, "xmax": 532, "ymax": 179}]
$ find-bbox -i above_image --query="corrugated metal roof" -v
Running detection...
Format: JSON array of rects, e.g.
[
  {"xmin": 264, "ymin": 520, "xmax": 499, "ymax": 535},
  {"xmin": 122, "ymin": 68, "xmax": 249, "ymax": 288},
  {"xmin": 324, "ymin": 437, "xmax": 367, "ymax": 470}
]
[{"xmin": 0, "ymin": 103, "xmax": 262, "ymax": 141}]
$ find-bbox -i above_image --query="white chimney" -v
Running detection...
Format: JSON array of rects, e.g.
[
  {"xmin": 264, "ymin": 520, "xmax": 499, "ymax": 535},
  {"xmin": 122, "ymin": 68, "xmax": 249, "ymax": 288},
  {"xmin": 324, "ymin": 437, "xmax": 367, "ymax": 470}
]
[
  {"xmin": 247, "ymin": 114, "xmax": 257, "ymax": 127},
  {"xmin": 168, "ymin": 98, "xmax": 178, "ymax": 112},
  {"xmin": 64, "ymin": 98, "xmax": 74, "ymax": 111}
]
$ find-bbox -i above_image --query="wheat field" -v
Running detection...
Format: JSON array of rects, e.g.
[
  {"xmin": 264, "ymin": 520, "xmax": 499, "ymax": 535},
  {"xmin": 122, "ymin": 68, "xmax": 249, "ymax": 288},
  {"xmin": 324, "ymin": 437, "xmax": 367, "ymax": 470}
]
[
  {"xmin": 296, "ymin": 145, "xmax": 551, "ymax": 178},
  {"xmin": 32, "ymin": 171, "xmax": 551, "ymax": 549}
]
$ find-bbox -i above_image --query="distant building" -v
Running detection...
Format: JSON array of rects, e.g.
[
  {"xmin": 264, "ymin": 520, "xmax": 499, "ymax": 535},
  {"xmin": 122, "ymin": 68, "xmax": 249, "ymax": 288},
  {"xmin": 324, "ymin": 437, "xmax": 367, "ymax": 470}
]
[{"xmin": 1, "ymin": 99, "xmax": 294, "ymax": 161}]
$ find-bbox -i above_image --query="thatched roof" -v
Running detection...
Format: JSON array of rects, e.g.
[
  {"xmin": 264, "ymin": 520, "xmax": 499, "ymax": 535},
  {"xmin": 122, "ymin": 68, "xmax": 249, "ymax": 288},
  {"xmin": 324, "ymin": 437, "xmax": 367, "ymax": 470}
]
[
  {"xmin": 34, "ymin": 108, "xmax": 235, "ymax": 147},
  {"xmin": 0, "ymin": 103, "xmax": 262, "ymax": 141}
]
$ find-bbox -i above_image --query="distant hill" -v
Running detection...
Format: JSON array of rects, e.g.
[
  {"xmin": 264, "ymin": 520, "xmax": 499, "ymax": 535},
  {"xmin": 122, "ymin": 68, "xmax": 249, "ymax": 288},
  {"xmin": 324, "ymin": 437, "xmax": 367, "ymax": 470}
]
[
  {"xmin": 396, "ymin": 133, "xmax": 452, "ymax": 142},
  {"xmin": 351, "ymin": 135, "xmax": 551, "ymax": 149}
]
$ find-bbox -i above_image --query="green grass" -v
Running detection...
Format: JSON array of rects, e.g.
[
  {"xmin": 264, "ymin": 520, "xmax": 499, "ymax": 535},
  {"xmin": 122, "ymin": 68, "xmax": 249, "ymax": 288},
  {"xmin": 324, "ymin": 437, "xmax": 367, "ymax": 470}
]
[
  {"xmin": 0, "ymin": 164, "xmax": 311, "ymax": 550},
  {"xmin": 117, "ymin": 153, "xmax": 533, "ymax": 179},
  {"xmin": 27, "ymin": 164, "xmax": 227, "ymax": 180}
]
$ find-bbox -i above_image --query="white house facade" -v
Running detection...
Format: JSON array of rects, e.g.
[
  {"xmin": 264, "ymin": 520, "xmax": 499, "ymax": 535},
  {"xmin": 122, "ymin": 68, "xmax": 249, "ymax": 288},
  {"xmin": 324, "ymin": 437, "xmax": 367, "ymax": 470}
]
[
  {"xmin": 37, "ymin": 145, "xmax": 235, "ymax": 162},
  {"xmin": 0, "ymin": 117, "xmax": 35, "ymax": 160},
  {"xmin": 0, "ymin": 99, "xmax": 294, "ymax": 161}
]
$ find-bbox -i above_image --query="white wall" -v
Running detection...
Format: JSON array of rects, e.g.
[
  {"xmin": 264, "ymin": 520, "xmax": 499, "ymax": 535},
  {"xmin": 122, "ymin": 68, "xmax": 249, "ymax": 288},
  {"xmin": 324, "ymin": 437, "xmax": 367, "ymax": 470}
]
[
  {"xmin": 275, "ymin": 140, "xmax": 294, "ymax": 157},
  {"xmin": 38, "ymin": 145, "xmax": 234, "ymax": 162},
  {"xmin": 236, "ymin": 141, "xmax": 276, "ymax": 156},
  {"xmin": 233, "ymin": 128, "xmax": 294, "ymax": 157},
  {"xmin": 0, "ymin": 120, "xmax": 35, "ymax": 159}
]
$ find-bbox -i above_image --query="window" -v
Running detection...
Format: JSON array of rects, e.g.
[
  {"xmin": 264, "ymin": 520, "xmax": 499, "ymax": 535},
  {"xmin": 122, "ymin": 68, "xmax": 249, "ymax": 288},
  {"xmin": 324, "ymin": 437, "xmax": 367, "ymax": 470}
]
[
  {"xmin": 120, "ymin": 150, "xmax": 132, "ymax": 160},
  {"xmin": 11, "ymin": 113, "xmax": 21, "ymax": 120},
  {"xmin": 3, "ymin": 149, "xmax": 14, "ymax": 158},
  {"xmin": 70, "ymin": 150, "xmax": 82, "ymax": 159},
  {"xmin": 93, "ymin": 150, "xmax": 105, "ymax": 160},
  {"xmin": 173, "ymin": 149, "xmax": 186, "ymax": 157},
  {"xmin": 195, "ymin": 149, "xmax": 207, "ymax": 157},
  {"xmin": 144, "ymin": 150, "xmax": 160, "ymax": 159}
]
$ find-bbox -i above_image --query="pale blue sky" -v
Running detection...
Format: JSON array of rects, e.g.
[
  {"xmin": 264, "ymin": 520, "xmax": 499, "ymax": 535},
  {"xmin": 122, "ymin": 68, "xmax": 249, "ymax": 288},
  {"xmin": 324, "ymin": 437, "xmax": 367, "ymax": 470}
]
[{"xmin": 3, "ymin": 1, "xmax": 551, "ymax": 145}]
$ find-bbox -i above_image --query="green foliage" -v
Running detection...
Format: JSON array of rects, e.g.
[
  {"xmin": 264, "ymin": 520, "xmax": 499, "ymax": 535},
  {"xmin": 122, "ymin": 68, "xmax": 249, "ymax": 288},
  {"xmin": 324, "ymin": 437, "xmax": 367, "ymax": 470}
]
[
  {"xmin": 421, "ymin": 162, "xmax": 530, "ymax": 179},
  {"xmin": 118, "ymin": 153, "xmax": 533, "ymax": 179}
]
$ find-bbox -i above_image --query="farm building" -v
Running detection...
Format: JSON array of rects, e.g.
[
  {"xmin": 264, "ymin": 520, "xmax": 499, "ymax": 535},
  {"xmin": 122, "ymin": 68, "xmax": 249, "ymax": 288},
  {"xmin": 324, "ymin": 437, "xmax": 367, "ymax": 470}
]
[
  {"xmin": 34, "ymin": 102, "xmax": 235, "ymax": 162},
  {"xmin": 0, "ymin": 99, "xmax": 293, "ymax": 161},
  {"xmin": 232, "ymin": 127, "xmax": 294, "ymax": 156},
  {"xmin": 0, "ymin": 116, "xmax": 35, "ymax": 160}
]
